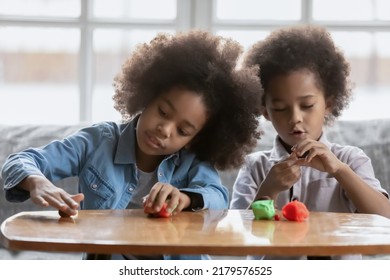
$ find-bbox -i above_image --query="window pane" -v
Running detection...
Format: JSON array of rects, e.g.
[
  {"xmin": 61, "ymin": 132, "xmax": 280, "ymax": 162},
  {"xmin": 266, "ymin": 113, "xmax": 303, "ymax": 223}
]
[
  {"xmin": 93, "ymin": 0, "xmax": 176, "ymax": 20},
  {"xmin": 92, "ymin": 29, "xmax": 174, "ymax": 122},
  {"xmin": 216, "ymin": 30, "xmax": 270, "ymax": 50},
  {"xmin": 0, "ymin": 0, "xmax": 80, "ymax": 18},
  {"xmin": 313, "ymin": 0, "xmax": 390, "ymax": 21},
  {"xmin": 331, "ymin": 31, "xmax": 390, "ymax": 87},
  {"xmin": 0, "ymin": 27, "xmax": 80, "ymax": 125},
  {"xmin": 216, "ymin": 0, "xmax": 301, "ymax": 21},
  {"xmin": 331, "ymin": 31, "xmax": 390, "ymax": 120},
  {"xmin": 376, "ymin": 0, "xmax": 390, "ymax": 20}
]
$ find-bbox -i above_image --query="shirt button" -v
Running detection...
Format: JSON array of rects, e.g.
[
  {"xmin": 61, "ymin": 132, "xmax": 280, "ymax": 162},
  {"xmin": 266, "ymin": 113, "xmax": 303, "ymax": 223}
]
[
  {"xmin": 91, "ymin": 184, "xmax": 98, "ymax": 190},
  {"xmin": 128, "ymin": 187, "xmax": 134, "ymax": 192},
  {"xmin": 158, "ymin": 172, "xmax": 162, "ymax": 177}
]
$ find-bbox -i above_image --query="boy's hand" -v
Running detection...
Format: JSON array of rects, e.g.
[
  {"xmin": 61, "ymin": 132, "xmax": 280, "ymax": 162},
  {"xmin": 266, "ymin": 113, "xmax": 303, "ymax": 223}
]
[
  {"xmin": 257, "ymin": 153, "xmax": 301, "ymax": 200},
  {"xmin": 143, "ymin": 182, "xmax": 190, "ymax": 216},
  {"xmin": 19, "ymin": 175, "xmax": 84, "ymax": 216},
  {"xmin": 292, "ymin": 139, "xmax": 343, "ymax": 175}
]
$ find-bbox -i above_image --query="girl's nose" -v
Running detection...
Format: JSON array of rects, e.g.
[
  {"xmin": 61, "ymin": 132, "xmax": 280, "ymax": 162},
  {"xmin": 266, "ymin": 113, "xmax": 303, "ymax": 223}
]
[{"xmin": 157, "ymin": 123, "xmax": 172, "ymax": 138}]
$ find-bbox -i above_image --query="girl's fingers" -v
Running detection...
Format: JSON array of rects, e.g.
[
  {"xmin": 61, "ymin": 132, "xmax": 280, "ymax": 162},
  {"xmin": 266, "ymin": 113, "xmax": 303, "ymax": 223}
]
[
  {"xmin": 31, "ymin": 196, "xmax": 49, "ymax": 207},
  {"xmin": 72, "ymin": 193, "xmax": 85, "ymax": 204},
  {"xmin": 147, "ymin": 183, "xmax": 165, "ymax": 207},
  {"xmin": 145, "ymin": 183, "xmax": 181, "ymax": 214},
  {"xmin": 62, "ymin": 193, "xmax": 84, "ymax": 210}
]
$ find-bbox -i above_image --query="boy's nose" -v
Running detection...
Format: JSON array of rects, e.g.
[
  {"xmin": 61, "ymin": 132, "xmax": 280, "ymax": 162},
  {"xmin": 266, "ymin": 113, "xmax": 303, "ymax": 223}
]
[{"xmin": 289, "ymin": 108, "xmax": 303, "ymax": 124}]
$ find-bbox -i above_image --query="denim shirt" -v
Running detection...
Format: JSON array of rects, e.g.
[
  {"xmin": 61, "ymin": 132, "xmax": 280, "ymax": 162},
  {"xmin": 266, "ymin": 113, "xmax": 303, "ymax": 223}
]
[{"xmin": 1, "ymin": 119, "xmax": 229, "ymax": 260}]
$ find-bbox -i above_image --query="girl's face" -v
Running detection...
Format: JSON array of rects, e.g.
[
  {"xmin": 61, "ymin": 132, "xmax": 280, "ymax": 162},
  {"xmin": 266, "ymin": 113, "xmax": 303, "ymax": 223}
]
[
  {"xmin": 136, "ymin": 86, "xmax": 208, "ymax": 169},
  {"xmin": 263, "ymin": 69, "xmax": 332, "ymax": 147}
]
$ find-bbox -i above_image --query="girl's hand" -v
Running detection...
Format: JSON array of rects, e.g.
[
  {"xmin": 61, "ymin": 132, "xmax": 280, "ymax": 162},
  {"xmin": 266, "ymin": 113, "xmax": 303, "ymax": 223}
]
[
  {"xmin": 19, "ymin": 175, "xmax": 84, "ymax": 216},
  {"xmin": 256, "ymin": 153, "xmax": 301, "ymax": 200},
  {"xmin": 292, "ymin": 139, "xmax": 344, "ymax": 175},
  {"xmin": 143, "ymin": 182, "xmax": 190, "ymax": 216}
]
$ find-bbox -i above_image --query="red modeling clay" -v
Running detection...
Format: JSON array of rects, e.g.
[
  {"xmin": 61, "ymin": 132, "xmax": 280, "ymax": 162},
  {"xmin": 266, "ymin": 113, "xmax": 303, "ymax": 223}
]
[
  {"xmin": 144, "ymin": 202, "xmax": 171, "ymax": 218},
  {"xmin": 282, "ymin": 200, "xmax": 309, "ymax": 222},
  {"xmin": 157, "ymin": 202, "xmax": 171, "ymax": 218}
]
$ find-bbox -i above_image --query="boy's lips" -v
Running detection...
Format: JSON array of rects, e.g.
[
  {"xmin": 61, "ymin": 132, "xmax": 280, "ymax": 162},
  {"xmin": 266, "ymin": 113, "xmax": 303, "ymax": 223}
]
[{"xmin": 288, "ymin": 128, "xmax": 307, "ymax": 139}]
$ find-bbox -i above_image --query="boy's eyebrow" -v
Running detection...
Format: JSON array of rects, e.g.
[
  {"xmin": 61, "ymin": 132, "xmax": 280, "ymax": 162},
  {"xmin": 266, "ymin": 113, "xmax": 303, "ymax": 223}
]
[
  {"xmin": 162, "ymin": 98, "xmax": 198, "ymax": 131},
  {"xmin": 298, "ymin": 94, "xmax": 316, "ymax": 100},
  {"xmin": 270, "ymin": 94, "xmax": 316, "ymax": 103}
]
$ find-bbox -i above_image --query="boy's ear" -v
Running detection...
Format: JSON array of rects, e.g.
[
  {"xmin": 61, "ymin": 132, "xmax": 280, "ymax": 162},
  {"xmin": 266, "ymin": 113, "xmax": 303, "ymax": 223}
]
[
  {"xmin": 262, "ymin": 105, "xmax": 271, "ymax": 121},
  {"xmin": 325, "ymin": 98, "xmax": 333, "ymax": 114}
]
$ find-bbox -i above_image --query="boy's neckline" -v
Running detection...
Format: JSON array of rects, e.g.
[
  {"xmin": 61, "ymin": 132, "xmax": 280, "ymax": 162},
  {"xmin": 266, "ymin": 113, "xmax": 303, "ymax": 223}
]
[{"xmin": 278, "ymin": 136, "xmax": 293, "ymax": 154}]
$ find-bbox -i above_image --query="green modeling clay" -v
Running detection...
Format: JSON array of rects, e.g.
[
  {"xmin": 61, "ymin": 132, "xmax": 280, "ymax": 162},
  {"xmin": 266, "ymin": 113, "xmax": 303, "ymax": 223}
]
[{"xmin": 251, "ymin": 199, "xmax": 275, "ymax": 220}]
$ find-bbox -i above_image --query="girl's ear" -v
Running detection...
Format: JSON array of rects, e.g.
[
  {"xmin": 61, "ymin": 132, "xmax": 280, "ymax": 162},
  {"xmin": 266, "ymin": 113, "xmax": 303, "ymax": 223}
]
[{"xmin": 262, "ymin": 105, "xmax": 271, "ymax": 121}]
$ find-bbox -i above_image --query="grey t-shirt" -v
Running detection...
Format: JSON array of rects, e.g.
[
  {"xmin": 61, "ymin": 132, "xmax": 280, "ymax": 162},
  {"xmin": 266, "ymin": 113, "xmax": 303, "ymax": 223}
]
[{"xmin": 127, "ymin": 168, "xmax": 158, "ymax": 209}]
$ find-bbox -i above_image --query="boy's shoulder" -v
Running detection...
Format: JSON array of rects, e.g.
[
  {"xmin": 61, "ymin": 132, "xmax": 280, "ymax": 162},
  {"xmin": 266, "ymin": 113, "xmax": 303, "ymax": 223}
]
[
  {"xmin": 244, "ymin": 149, "xmax": 275, "ymax": 168},
  {"xmin": 330, "ymin": 142, "xmax": 368, "ymax": 160}
]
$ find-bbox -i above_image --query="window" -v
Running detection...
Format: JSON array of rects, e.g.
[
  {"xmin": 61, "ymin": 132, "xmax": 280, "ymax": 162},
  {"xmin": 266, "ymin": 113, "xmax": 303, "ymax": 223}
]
[
  {"xmin": 1, "ymin": 0, "xmax": 389, "ymax": 124},
  {"xmin": 213, "ymin": 0, "xmax": 390, "ymax": 121},
  {"xmin": 0, "ymin": 0, "xmax": 180, "ymax": 124}
]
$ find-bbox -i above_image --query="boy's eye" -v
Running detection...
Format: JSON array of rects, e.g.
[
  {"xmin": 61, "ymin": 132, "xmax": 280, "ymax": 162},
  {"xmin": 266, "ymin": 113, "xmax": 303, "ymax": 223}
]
[{"xmin": 302, "ymin": 104, "xmax": 314, "ymax": 109}]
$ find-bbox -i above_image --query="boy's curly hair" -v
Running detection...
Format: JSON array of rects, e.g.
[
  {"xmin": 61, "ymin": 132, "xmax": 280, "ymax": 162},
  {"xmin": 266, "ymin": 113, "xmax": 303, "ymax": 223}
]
[
  {"xmin": 244, "ymin": 25, "xmax": 352, "ymax": 123},
  {"xmin": 113, "ymin": 30, "xmax": 263, "ymax": 170}
]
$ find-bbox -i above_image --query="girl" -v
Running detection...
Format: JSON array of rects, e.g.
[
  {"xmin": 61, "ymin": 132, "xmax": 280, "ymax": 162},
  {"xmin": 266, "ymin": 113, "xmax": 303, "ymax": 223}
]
[
  {"xmin": 230, "ymin": 25, "xmax": 390, "ymax": 260},
  {"xmin": 1, "ymin": 30, "xmax": 263, "ymax": 260}
]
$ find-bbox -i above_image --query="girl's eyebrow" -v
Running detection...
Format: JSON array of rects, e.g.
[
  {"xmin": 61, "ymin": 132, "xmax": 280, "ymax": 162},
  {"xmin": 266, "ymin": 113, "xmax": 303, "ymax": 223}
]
[{"xmin": 161, "ymin": 98, "xmax": 198, "ymax": 131}]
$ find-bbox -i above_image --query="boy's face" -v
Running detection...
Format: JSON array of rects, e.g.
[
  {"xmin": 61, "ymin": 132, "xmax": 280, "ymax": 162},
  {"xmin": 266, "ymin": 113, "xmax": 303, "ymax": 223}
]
[
  {"xmin": 263, "ymin": 69, "xmax": 332, "ymax": 147},
  {"xmin": 136, "ymin": 86, "xmax": 208, "ymax": 161}
]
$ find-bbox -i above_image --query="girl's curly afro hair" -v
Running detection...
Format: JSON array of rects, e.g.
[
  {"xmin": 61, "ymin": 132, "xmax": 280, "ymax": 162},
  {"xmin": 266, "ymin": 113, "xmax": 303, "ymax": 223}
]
[
  {"xmin": 113, "ymin": 30, "xmax": 263, "ymax": 170},
  {"xmin": 244, "ymin": 25, "xmax": 353, "ymax": 123}
]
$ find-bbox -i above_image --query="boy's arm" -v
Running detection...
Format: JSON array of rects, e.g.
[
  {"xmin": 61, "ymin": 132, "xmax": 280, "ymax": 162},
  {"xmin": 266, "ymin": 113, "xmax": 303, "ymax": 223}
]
[{"xmin": 333, "ymin": 163, "xmax": 390, "ymax": 218}]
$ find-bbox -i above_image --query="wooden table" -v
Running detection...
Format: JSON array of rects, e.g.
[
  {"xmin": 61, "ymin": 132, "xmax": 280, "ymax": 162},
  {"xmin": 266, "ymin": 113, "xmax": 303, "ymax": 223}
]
[{"xmin": 1, "ymin": 209, "xmax": 390, "ymax": 256}]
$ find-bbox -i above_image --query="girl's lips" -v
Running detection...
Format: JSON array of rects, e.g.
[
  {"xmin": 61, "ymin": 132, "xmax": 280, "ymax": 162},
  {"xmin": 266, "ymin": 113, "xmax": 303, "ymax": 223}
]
[{"xmin": 145, "ymin": 132, "xmax": 164, "ymax": 149}]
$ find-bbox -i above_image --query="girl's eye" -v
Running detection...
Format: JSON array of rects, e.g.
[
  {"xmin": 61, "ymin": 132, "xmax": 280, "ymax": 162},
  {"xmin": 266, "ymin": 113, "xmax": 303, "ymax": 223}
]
[
  {"xmin": 272, "ymin": 108, "xmax": 286, "ymax": 112},
  {"xmin": 158, "ymin": 107, "xmax": 167, "ymax": 116},
  {"xmin": 177, "ymin": 128, "xmax": 189, "ymax": 137}
]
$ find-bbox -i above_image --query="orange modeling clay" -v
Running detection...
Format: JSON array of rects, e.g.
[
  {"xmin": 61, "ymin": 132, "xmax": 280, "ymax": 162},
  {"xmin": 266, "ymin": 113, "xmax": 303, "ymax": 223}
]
[{"xmin": 282, "ymin": 200, "xmax": 309, "ymax": 222}]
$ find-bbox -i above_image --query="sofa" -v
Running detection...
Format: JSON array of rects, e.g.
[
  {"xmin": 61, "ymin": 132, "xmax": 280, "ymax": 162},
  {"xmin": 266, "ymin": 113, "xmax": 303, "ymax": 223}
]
[{"xmin": 1, "ymin": 119, "xmax": 390, "ymax": 259}]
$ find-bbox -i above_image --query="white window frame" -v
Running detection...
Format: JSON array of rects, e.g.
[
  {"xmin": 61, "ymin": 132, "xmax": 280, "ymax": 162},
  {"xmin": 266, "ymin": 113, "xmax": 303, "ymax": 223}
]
[{"xmin": 1, "ymin": 0, "xmax": 390, "ymax": 123}]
